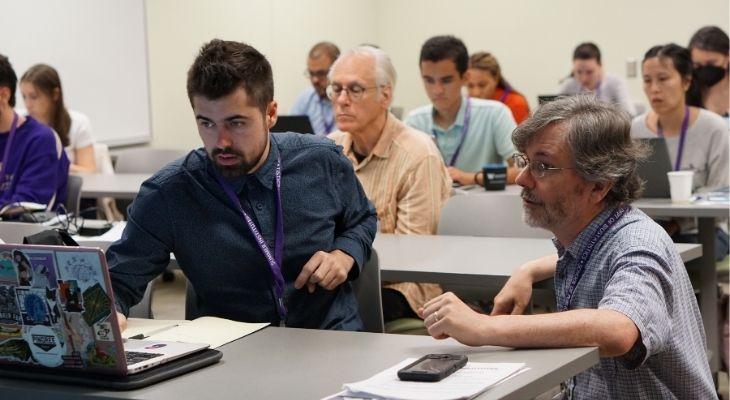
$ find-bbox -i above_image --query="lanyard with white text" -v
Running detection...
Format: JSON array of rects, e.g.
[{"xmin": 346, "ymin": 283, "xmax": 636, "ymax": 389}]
[
  {"xmin": 215, "ymin": 155, "xmax": 287, "ymax": 323},
  {"xmin": 656, "ymin": 105, "xmax": 690, "ymax": 171},
  {"xmin": 434, "ymin": 98, "xmax": 472, "ymax": 167},
  {"xmin": 0, "ymin": 113, "xmax": 19, "ymax": 186},
  {"xmin": 558, "ymin": 205, "xmax": 630, "ymax": 312}
]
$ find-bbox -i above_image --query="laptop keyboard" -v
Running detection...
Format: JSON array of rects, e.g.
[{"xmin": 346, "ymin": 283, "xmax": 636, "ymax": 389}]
[{"xmin": 125, "ymin": 351, "xmax": 164, "ymax": 365}]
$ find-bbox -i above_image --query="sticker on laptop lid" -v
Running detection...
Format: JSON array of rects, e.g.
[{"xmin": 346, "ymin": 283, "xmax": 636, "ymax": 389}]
[
  {"xmin": 13, "ymin": 251, "xmax": 33, "ymax": 287},
  {"xmin": 55, "ymin": 252, "xmax": 105, "ymax": 293},
  {"xmin": 0, "ymin": 285, "xmax": 22, "ymax": 342},
  {"xmin": 93, "ymin": 321, "xmax": 114, "ymax": 342},
  {"xmin": 81, "ymin": 283, "xmax": 111, "ymax": 327},
  {"xmin": 0, "ymin": 338, "xmax": 32, "ymax": 363},
  {"xmin": 0, "ymin": 252, "xmax": 18, "ymax": 285},
  {"xmin": 16, "ymin": 288, "xmax": 52, "ymax": 326},
  {"xmin": 57, "ymin": 280, "xmax": 84, "ymax": 313},
  {"xmin": 24, "ymin": 325, "xmax": 65, "ymax": 367}
]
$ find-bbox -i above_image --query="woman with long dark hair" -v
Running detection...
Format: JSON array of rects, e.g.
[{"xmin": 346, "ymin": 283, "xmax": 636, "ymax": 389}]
[
  {"xmin": 689, "ymin": 26, "xmax": 729, "ymax": 120},
  {"xmin": 20, "ymin": 64, "xmax": 96, "ymax": 173},
  {"xmin": 631, "ymin": 43, "xmax": 728, "ymax": 260}
]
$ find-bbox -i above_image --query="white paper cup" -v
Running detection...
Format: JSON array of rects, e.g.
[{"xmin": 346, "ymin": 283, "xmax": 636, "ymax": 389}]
[{"xmin": 667, "ymin": 171, "xmax": 694, "ymax": 203}]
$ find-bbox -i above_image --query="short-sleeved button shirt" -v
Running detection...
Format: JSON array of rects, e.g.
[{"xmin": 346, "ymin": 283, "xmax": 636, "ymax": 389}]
[
  {"xmin": 553, "ymin": 206, "xmax": 715, "ymax": 399},
  {"xmin": 405, "ymin": 96, "xmax": 516, "ymax": 173}
]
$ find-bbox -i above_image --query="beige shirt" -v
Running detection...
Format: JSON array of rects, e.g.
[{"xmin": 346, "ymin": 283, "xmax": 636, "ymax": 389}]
[{"xmin": 330, "ymin": 113, "xmax": 451, "ymax": 312}]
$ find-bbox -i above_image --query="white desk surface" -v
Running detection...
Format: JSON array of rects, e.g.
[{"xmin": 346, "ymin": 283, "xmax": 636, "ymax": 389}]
[
  {"xmin": 78, "ymin": 173, "xmax": 150, "ymax": 199},
  {"xmin": 0, "ymin": 327, "xmax": 598, "ymax": 400},
  {"xmin": 374, "ymin": 234, "xmax": 701, "ymax": 288}
]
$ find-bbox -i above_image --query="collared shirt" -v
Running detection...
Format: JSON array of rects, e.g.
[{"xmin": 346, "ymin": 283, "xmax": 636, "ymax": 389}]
[
  {"xmin": 290, "ymin": 87, "xmax": 335, "ymax": 136},
  {"xmin": 552, "ymin": 206, "xmax": 715, "ymax": 399},
  {"xmin": 405, "ymin": 95, "xmax": 517, "ymax": 173},
  {"xmin": 329, "ymin": 113, "xmax": 451, "ymax": 312},
  {"xmin": 108, "ymin": 133, "xmax": 377, "ymax": 330}
]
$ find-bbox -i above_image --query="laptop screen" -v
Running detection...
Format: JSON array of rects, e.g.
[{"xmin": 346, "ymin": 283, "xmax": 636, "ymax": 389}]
[{"xmin": 0, "ymin": 244, "xmax": 126, "ymax": 375}]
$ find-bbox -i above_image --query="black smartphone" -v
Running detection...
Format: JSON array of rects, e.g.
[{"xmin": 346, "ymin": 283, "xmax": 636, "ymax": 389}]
[{"xmin": 397, "ymin": 354, "xmax": 468, "ymax": 382}]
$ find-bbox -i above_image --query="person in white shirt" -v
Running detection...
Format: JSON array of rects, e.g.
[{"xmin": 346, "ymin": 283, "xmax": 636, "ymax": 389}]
[{"xmin": 20, "ymin": 64, "xmax": 96, "ymax": 173}]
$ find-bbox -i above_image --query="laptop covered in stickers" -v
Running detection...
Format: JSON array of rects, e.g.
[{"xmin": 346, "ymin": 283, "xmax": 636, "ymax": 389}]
[{"xmin": 0, "ymin": 243, "xmax": 221, "ymax": 389}]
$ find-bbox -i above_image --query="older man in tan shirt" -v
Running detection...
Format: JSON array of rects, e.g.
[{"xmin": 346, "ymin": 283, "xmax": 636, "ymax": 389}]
[{"xmin": 327, "ymin": 46, "xmax": 451, "ymax": 322}]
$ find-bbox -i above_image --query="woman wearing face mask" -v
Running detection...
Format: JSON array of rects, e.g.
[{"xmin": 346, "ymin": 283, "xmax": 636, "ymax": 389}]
[
  {"xmin": 557, "ymin": 42, "xmax": 637, "ymax": 116},
  {"xmin": 631, "ymin": 43, "xmax": 729, "ymax": 261},
  {"xmin": 466, "ymin": 52, "xmax": 530, "ymax": 124},
  {"xmin": 20, "ymin": 64, "xmax": 96, "ymax": 173},
  {"xmin": 689, "ymin": 26, "xmax": 729, "ymax": 120}
]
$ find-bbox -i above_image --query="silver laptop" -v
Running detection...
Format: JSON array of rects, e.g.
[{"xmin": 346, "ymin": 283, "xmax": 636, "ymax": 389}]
[
  {"xmin": 0, "ymin": 243, "xmax": 208, "ymax": 375},
  {"xmin": 636, "ymin": 138, "xmax": 673, "ymax": 199}
]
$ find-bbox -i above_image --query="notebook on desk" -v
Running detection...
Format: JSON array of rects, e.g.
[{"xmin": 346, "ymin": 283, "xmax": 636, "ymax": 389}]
[{"xmin": 0, "ymin": 243, "xmax": 218, "ymax": 386}]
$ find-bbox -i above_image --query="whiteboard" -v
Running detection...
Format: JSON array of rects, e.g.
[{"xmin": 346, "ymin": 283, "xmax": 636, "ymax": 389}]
[{"xmin": 2, "ymin": 0, "xmax": 151, "ymax": 146}]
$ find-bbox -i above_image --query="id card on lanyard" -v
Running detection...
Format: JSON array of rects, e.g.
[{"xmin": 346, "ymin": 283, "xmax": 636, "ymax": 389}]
[
  {"xmin": 656, "ymin": 106, "xmax": 690, "ymax": 171},
  {"xmin": 433, "ymin": 98, "xmax": 472, "ymax": 167},
  {"xmin": 215, "ymin": 154, "xmax": 287, "ymax": 326},
  {"xmin": 0, "ymin": 113, "xmax": 19, "ymax": 193}
]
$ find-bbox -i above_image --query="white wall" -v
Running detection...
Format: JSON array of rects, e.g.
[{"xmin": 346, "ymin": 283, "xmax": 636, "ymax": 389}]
[
  {"xmin": 145, "ymin": 0, "xmax": 377, "ymax": 149},
  {"xmin": 145, "ymin": 0, "xmax": 729, "ymax": 149}
]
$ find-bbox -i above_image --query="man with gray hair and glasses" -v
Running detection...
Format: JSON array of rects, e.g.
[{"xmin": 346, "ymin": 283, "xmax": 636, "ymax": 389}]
[
  {"xmin": 418, "ymin": 95, "xmax": 715, "ymax": 398},
  {"xmin": 328, "ymin": 46, "xmax": 451, "ymax": 324}
]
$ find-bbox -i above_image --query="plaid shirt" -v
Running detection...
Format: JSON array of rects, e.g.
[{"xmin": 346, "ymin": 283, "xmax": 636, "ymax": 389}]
[{"xmin": 553, "ymin": 206, "xmax": 716, "ymax": 399}]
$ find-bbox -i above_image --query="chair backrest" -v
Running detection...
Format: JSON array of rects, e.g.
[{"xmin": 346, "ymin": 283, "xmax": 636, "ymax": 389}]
[
  {"xmin": 185, "ymin": 278, "xmax": 201, "ymax": 320},
  {"xmin": 438, "ymin": 194, "xmax": 552, "ymax": 238},
  {"xmin": 128, "ymin": 281, "xmax": 155, "ymax": 319},
  {"xmin": 65, "ymin": 175, "xmax": 83, "ymax": 216},
  {"xmin": 0, "ymin": 222, "xmax": 48, "ymax": 244},
  {"xmin": 114, "ymin": 148, "xmax": 188, "ymax": 174},
  {"xmin": 351, "ymin": 249, "xmax": 384, "ymax": 333},
  {"xmin": 184, "ymin": 250, "xmax": 384, "ymax": 332}
]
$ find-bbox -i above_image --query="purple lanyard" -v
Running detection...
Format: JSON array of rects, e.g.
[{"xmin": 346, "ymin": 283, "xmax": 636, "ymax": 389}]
[
  {"xmin": 558, "ymin": 205, "xmax": 630, "ymax": 312},
  {"xmin": 0, "ymin": 113, "xmax": 19, "ymax": 186},
  {"xmin": 434, "ymin": 98, "xmax": 472, "ymax": 167},
  {"xmin": 656, "ymin": 106, "xmax": 690, "ymax": 171},
  {"xmin": 498, "ymin": 87, "xmax": 511, "ymax": 103},
  {"xmin": 215, "ymin": 155, "xmax": 287, "ymax": 321},
  {"xmin": 319, "ymin": 98, "xmax": 334, "ymax": 134}
]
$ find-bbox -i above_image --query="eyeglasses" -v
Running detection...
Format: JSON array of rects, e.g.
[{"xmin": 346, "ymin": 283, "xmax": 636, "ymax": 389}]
[
  {"xmin": 304, "ymin": 69, "xmax": 329, "ymax": 80},
  {"xmin": 512, "ymin": 153, "xmax": 574, "ymax": 179},
  {"xmin": 326, "ymin": 83, "xmax": 381, "ymax": 102}
]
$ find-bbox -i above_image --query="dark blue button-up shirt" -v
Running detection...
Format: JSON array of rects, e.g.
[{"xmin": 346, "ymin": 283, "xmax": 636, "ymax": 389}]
[{"xmin": 108, "ymin": 132, "xmax": 377, "ymax": 330}]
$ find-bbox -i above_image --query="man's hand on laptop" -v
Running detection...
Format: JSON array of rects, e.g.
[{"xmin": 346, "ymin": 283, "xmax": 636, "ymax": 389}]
[
  {"xmin": 294, "ymin": 249, "xmax": 354, "ymax": 293},
  {"xmin": 116, "ymin": 311, "xmax": 128, "ymax": 332}
]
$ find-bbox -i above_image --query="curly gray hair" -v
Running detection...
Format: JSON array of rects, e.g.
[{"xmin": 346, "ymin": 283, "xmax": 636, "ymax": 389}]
[{"xmin": 512, "ymin": 95, "xmax": 648, "ymax": 205}]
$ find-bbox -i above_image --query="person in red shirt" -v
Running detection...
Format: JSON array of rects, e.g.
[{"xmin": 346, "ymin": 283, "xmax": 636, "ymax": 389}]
[{"xmin": 466, "ymin": 52, "xmax": 530, "ymax": 124}]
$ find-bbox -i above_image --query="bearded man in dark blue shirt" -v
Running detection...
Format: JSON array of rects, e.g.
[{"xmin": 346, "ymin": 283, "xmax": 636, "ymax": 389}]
[{"xmin": 110, "ymin": 39, "xmax": 377, "ymax": 331}]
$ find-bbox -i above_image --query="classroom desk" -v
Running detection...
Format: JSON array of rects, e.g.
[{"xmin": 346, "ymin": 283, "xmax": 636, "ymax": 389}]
[
  {"xmin": 0, "ymin": 327, "xmax": 599, "ymax": 400},
  {"xmin": 374, "ymin": 234, "xmax": 702, "ymax": 290},
  {"xmin": 78, "ymin": 173, "xmax": 150, "ymax": 199},
  {"xmin": 458, "ymin": 187, "xmax": 728, "ymax": 372}
]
